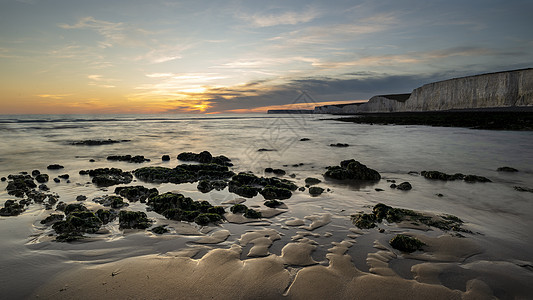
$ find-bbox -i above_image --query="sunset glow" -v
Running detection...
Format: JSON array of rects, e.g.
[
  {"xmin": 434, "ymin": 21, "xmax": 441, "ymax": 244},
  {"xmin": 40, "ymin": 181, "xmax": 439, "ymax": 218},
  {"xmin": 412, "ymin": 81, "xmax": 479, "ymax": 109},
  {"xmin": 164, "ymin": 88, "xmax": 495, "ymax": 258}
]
[{"xmin": 1, "ymin": 0, "xmax": 532, "ymax": 114}]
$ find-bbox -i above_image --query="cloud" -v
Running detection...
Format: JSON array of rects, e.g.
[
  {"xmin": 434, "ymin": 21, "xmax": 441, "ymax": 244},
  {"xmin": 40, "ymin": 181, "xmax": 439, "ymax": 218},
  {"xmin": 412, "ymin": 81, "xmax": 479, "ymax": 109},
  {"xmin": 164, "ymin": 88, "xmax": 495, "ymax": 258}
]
[
  {"xmin": 87, "ymin": 74, "xmax": 117, "ymax": 88},
  {"xmin": 58, "ymin": 17, "xmax": 151, "ymax": 48},
  {"xmin": 37, "ymin": 94, "xmax": 71, "ymax": 99},
  {"xmin": 239, "ymin": 7, "xmax": 320, "ymax": 27}
]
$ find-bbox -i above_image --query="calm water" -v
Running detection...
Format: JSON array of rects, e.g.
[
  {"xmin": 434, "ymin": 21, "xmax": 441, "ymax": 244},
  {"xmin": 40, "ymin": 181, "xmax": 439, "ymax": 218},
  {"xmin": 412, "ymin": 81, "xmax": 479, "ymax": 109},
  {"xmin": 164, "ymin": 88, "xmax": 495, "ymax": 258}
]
[{"xmin": 1, "ymin": 114, "xmax": 533, "ymax": 298}]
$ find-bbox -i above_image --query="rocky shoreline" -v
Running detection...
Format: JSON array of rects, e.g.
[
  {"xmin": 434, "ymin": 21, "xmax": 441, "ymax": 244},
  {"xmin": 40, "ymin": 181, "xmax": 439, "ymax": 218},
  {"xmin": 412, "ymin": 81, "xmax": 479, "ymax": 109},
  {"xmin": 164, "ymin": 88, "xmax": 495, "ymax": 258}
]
[{"xmin": 332, "ymin": 111, "xmax": 533, "ymax": 130}]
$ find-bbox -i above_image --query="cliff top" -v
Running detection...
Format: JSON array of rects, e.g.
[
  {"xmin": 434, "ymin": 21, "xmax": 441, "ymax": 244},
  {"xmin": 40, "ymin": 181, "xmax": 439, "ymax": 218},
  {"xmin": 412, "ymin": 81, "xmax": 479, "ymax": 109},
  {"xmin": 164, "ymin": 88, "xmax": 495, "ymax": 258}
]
[
  {"xmin": 375, "ymin": 93, "xmax": 411, "ymax": 102},
  {"xmin": 418, "ymin": 68, "xmax": 533, "ymax": 88}
]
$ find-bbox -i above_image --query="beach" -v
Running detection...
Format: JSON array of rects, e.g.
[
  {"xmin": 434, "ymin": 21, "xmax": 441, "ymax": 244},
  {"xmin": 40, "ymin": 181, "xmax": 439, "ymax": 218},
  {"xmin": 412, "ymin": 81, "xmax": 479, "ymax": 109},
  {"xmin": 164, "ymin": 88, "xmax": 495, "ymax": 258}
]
[{"xmin": 1, "ymin": 114, "xmax": 533, "ymax": 299}]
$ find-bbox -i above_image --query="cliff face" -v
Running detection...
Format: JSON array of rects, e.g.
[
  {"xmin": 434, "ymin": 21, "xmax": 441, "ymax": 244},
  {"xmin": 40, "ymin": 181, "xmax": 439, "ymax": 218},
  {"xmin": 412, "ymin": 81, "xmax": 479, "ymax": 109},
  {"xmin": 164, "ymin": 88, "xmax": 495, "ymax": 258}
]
[{"xmin": 315, "ymin": 68, "xmax": 533, "ymax": 114}]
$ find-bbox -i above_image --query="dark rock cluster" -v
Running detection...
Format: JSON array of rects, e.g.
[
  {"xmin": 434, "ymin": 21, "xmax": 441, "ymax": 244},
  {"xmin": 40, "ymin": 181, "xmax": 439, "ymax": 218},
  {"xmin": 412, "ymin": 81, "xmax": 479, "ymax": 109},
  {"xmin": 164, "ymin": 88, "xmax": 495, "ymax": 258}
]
[
  {"xmin": 421, "ymin": 171, "xmax": 491, "ymax": 183},
  {"xmin": 107, "ymin": 155, "xmax": 150, "ymax": 163},
  {"xmin": 79, "ymin": 168, "xmax": 133, "ymax": 187},
  {"xmin": 325, "ymin": 159, "xmax": 381, "ymax": 181}
]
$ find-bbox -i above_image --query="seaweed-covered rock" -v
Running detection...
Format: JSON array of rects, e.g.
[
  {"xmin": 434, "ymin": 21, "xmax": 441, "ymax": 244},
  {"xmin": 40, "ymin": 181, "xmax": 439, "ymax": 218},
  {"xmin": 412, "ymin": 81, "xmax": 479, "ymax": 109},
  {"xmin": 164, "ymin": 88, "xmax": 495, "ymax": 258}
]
[
  {"xmin": 71, "ymin": 139, "xmax": 130, "ymax": 146},
  {"xmin": 76, "ymin": 195, "xmax": 87, "ymax": 201},
  {"xmin": 114, "ymin": 185, "xmax": 158, "ymax": 202},
  {"xmin": 35, "ymin": 173, "xmax": 49, "ymax": 183},
  {"xmin": 32, "ymin": 170, "xmax": 41, "ymax": 176},
  {"xmin": 80, "ymin": 168, "xmax": 133, "ymax": 187},
  {"xmin": 134, "ymin": 166, "xmax": 194, "ymax": 184},
  {"xmin": 152, "ymin": 225, "xmax": 169, "ymax": 234},
  {"xmin": 197, "ymin": 180, "xmax": 228, "ymax": 193},
  {"xmin": 47, "ymin": 164, "xmax": 64, "ymax": 170},
  {"xmin": 421, "ymin": 171, "xmax": 465, "ymax": 181},
  {"xmin": 305, "ymin": 177, "xmax": 321, "ymax": 186},
  {"xmin": 309, "ymin": 186, "xmax": 325, "ymax": 196},
  {"xmin": 389, "ymin": 234, "xmax": 425, "ymax": 253},
  {"xmin": 0, "ymin": 200, "xmax": 25, "ymax": 216},
  {"xmin": 463, "ymin": 175, "xmax": 491, "ymax": 183},
  {"xmin": 230, "ymin": 204, "xmax": 249, "ymax": 214},
  {"xmin": 325, "ymin": 160, "xmax": 381, "ymax": 181},
  {"xmin": 94, "ymin": 195, "xmax": 128, "ymax": 209},
  {"xmin": 330, "ymin": 143, "xmax": 349, "ymax": 147},
  {"xmin": 395, "ymin": 182, "xmax": 412, "ymax": 190},
  {"xmin": 244, "ymin": 208, "xmax": 262, "ymax": 219},
  {"xmin": 107, "ymin": 155, "xmax": 150, "ymax": 163},
  {"xmin": 497, "ymin": 166, "xmax": 518, "ymax": 172},
  {"xmin": 52, "ymin": 210, "xmax": 103, "ymax": 239},
  {"xmin": 55, "ymin": 201, "xmax": 67, "ymax": 211},
  {"xmin": 147, "ymin": 192, "xmax": 194, "ymax": 214},
  {"xmin": 6, "ymin": 174, "xmax": 36, "ymax": 197},
  {"xmin": 351, "ymin": 213, "xmax": 376, "ymax": 229},
  {"xmin": 40, "ymin": 214, "xmax": 64, "ymax": 225},
  {"xmin": 96, "ymin": 209, "xmax": 117, "ymax": 224},
  {"xmin": 228, "ymin": 182, "xmax": 259, "ymax": 198},
  {"xmin": 194, "ymin": 213, "xmax": 223, "ymax": 226},
  {"xmin": 514, "ymin": 186, "xmax": 533, "ymax": 193},
  {"xmin": 264, "ymin": 199, "xmax": 284, "ymax": 208},
  {"xmin": 64, "ymin": 203, "xmax": 88, "ymax": 215},
  {"xmin": 177, "ymin": 151, "xmax": 232, "ymax": 166},
  {"xmin": 118, "ymin": 211, "xmax": 152, "ymax": 229},
  {"xmin": 259, "ymin": 186, "xmax": 292, "ymax": 200}
]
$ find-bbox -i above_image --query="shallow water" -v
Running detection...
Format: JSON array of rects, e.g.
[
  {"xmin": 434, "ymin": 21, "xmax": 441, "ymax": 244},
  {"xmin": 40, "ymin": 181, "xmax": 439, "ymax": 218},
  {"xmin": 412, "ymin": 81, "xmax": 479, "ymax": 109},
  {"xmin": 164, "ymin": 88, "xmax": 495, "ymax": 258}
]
[{"xmin": 1, "ymin": 113, "xmax": 532, "ymax": 299}]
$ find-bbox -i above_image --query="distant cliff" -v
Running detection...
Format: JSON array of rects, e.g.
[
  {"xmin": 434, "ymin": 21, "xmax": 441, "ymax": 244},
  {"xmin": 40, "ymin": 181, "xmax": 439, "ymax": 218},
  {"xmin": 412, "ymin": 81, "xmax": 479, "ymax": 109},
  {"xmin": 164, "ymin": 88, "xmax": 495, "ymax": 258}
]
[
  {"xmin": 314, "ymin": 68, "xmax": 533, "ymax": 114},
  {"xmin": 267, "ymin": 109, "xmax": 314, "ymax": 114}
]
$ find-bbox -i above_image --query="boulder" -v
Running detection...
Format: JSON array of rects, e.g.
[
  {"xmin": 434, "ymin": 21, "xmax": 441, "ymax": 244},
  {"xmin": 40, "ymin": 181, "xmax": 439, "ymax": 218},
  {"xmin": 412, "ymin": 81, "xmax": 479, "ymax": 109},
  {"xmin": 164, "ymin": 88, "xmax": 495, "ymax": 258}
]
[
  {"xmin": 325, "ymin": 160, "xmax": 381, "ymax": 181},
  {"xmin": 396, "ymin": 182, "xmax": 412, "ymax": 190},
  {"xmin": 309, "ymin": 186, "xmax": 324, "ymax": 196},
  {"xmin": 0, "ymin": 200, "xmax": 25, "ymax": 216},
  {"xmin": 118, "ymin": 211, "xmax": 152, "ymax": 229},
  {"xmin": 389, "ymin": 234, "xmax": 425, "ymax": 253}
]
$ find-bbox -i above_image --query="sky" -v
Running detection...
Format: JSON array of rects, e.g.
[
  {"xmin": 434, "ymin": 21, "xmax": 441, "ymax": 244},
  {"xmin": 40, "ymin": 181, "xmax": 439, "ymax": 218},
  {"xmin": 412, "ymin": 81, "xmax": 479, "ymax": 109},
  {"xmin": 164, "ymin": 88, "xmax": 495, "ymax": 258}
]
[{"xmin": 1, "ymin": 0, "xmax": 532, "ymax": 114}]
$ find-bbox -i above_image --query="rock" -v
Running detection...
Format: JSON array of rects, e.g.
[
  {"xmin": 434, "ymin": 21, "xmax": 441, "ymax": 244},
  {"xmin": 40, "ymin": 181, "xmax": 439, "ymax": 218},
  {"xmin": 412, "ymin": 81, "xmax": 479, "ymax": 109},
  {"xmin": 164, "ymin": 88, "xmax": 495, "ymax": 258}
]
[
  {"xmin": 298, "ymin": 187, "xmax": 306, "ymax": 192},
  {"xmin": 47, "ymin": 164, "xmax": 64, "ymax": 170},
  {"xmin": 58, "ymin": 174, "xmax": 69, "ymax": 179},
  {"xmin": 39, "ymin": 184, "xmax": 49, "ymax": 191},
  {"xmin": 309, "ymin": 186, "xmax": 324, "ymax": 196},
  {"xmin": 118, "ymin": 211, "xmax": 152, "ymax": 229},
  {"xmin": 76, "ymin": 195, "xmax": 87, "ymax": 201},
  {"xmin": 330, "ymin": 143, "xmax": 349, "ymax": 147},
  {"xmin": 31, "ymin": 170, "xmax": 41, "ymax": 176},
  {"xmin": 387, "ymin": 179, "xmax": 396, "ymax": 183},
  {"xmin": 95, "ymin": 209, "xmax": 118, "ymax": 224},
  {"xmin": 0, "ymin": 200, "xmax": 25, "ymax": 216},
  {"xmin": 162, "ymin": 155, "xmax": 171, "ymax": 161},
  {"xmin": 257, "ymin": 148, "xmax": 275, "ymax": 152},
  {"xmin": 177, "ymin": 151, "xmax": 232, "ymax": 166},
  {"xmin": 89, "ymin": 159, "xmax": 95, "ymax": 162},
  {"xmin": 351, "ymin": 213, "xmax": 376, "ymax": 229},
  {"xmin": 114, "ymin": 185, "xmax": 159, "ymax": 202},
  {"xmin": 151, "ymin": 225, "xmax": 169, "ymax": 234},
  {"xmin": 264, "ymin": 168, "xmax": 274, "ymax": 173},
  {"xmin": 497, "ymin": 166, "xmax": 518, "ymax": 172},
  {"xmin": 197, "ymin": 180, "xmax": 227, "ymax": 193},
  {"xmin": 107, "ymin": 155, "xmax": 150, "ymax": 163},
  {"xmin": 55, "ymin": 201, "xmax": 67, "ymax": 211},
  {"xmin": 80, "ymin": 168, "xmax": 133, "ymax": 187},
  {"xmin": 421, "ymin": 171, "xmax": 465, "ymax": 181},
  {"xmin": 325, "ymin": 159, "xmax": 381, "ymax": 181},
  {"xmin": 389, "ymin": 234, "xmax": 425, "ymax": 253},
  {"xmin": 463, "ymin": 175, "xmax": 492, "ymax": 183},
  {"xmin": 300, "ymin": 138, "xmax": 310, "ymax": 141},
  {"xmin": 408, "ymin": 171, "xmax": 419, "ymax": 175},
  {"xmin": 304, "ymin": 177, "xmax": 321, "ymax": 186},
  {"xmin": 396, "ymin": 182, "xmax": 412, "ymax": 190},
  {"xmin": 53, "ymin": 178, "xmax": 60, "ymax": 183},
  {"xmin": 26, "ymin": 190, "xmax": 47, "ymax": 203},
  {"xmin": 259, "ymin": 186, "xmax": 292, "ymax": 200},
  {"xmin": 147, "ymin": 192, "xmax": 225, "ymax": 225},
  {"xmin": 93, "ymin": 195, "xmax": 128, "ymax": 209},
  {"xmin": 230, "ymin": 204, "xmax": 249, "ymax": 214},
  {"xmin": 272, "ymin": 169, "xmax": 286, "ymax": 176},
  {"xmin": 375, "ymin": 188, "xmax": 384, "ymax": 192},
  {"xmin": 194, "ymin": 213, "xmax": 223, "ymax": 226},
  {"xmin": 289, "ymin": 174, "xmax": 296, "ymax": 178},
  {"xmin": 52, "ymin": 206, "xmax": 103, "ymax": 241},
  {"xmin": 228, "ymin": 182, "xmax": 259, "ymax": 198},
  {"xmin": 514, "ymin": 186, "xmax": 533, "ymax": 193},
  {"xmin": 40, "ymin": 214, "xmax": 64, "ymax": 225},
  {"xmin": 71, "ymin": 139, "xmax": 130, "ymax": 146},
  {"xmin": 436, "ymin": 193, "xmax": 444, "ymax": 197},
  {"xmin": 34, "ymin": 173, "xmax": 49, "ymax": 183},
  {"xmin": 264, "ymin": 200, "xmax": 284, "ymax": 208},
  {"xmin": 244, "ymin": 208, "xmax": 262, "ymax": 219},
  {"xmin": 1, "ymin": 177, "xmax": 6, "ymax": 182}
]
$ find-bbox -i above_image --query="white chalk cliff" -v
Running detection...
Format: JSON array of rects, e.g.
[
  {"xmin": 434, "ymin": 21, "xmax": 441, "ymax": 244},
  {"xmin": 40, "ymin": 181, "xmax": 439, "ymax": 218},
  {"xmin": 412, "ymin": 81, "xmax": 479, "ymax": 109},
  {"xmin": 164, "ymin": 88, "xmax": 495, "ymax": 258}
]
[{"xmin": 315, "ymin": 68, "xmax": 533, "ymax": 114}]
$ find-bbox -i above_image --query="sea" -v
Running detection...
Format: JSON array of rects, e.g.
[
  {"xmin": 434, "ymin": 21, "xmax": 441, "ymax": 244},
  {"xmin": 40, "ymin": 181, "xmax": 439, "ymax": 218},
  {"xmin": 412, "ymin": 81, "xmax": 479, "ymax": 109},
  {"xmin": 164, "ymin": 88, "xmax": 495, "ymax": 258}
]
[{"xmin": 1, "ymin": 113, "xmax": 532, "ymax": 299}]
